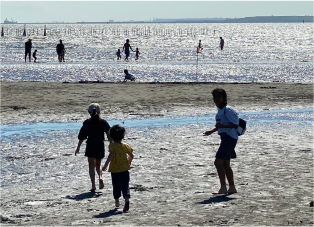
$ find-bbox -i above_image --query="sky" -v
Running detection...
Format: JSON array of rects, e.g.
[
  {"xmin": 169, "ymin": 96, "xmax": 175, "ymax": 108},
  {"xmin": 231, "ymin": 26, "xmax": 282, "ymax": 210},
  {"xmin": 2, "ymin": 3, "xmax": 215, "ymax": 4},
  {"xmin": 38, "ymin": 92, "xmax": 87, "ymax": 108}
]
[{"xmin": 0, "ymin": 1, "xmax": 313, "ymax": 23}]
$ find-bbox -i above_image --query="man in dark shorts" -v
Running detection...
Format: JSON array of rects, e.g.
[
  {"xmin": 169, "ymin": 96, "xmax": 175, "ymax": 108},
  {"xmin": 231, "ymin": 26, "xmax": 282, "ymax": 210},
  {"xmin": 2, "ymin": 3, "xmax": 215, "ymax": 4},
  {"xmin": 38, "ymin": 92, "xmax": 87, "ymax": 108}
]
[
  {"xmin": 56, "ymin": 39, "xmax": 65, "ymax": 62},
  {"xmin": 25, "ymin": 39, "xmax": 32, "ymax": 62},
  {"xmin": 122, "ymin": 39, "xmax": 134, "ymax": 61}
]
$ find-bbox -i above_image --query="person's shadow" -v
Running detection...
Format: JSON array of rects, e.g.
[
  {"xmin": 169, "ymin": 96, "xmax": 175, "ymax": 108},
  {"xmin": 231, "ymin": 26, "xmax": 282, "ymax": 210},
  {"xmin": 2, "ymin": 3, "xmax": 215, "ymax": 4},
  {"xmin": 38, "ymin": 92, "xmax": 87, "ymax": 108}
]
[
  {"xmin": 93, "ymin": 208, "xmax": 123, "ymax": 218},
  {"xmin": 198, "ymin": 194, "xmax": 236, "ymax": 204},
  {"xmin": 65, "ymin": 191, "xmax": 103, "ymax": 201}
]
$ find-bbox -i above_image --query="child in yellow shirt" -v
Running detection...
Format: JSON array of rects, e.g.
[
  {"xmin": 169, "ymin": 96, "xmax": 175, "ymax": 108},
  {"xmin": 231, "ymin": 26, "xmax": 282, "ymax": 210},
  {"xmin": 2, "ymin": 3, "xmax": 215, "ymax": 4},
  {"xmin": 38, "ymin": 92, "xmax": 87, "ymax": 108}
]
[{"xmin": 102, "ymin": 125, "xmax": 134, "ymax": 212}]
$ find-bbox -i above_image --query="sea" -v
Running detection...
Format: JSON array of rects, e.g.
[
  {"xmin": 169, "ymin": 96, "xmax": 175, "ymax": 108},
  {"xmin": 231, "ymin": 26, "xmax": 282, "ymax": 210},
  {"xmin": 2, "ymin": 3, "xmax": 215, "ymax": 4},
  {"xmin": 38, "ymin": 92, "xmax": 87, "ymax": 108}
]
[{"xmin": 0, "ymin": 23, "xmax": 313, "ymax": 83}]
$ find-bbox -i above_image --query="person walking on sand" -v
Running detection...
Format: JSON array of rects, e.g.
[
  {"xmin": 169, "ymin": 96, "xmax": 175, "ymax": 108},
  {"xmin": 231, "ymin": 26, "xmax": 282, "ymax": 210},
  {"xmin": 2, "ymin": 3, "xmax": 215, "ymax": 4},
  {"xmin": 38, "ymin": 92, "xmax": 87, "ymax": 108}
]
[
  {"xmin": 220, "ymin": 37, "xmax": 224, "ymax": 50},
  {"xmin": 25, "ymin": 39, "xmax": 32, "ymax": 62},
  {"xmin": 32, "ymin": 49, "xmax": 37, "ymax": 63},
  {"xmin": 56, "ymin": 39, "xmax": 65, "ymax": 62},
  {"xmin": 122, "ymin": 39, "xmax": 134, "ymax": 61},
  {"xmin": 102, "ymin": 125, "xmax": 134, "ymax": 213},
  {"xmin": 123, "ymin": 69, "xmax": 135, "ymax": 82},
  {"xmin": 75, "ymin": 103, "xmax": 113, "ymax": 192},
  {"xmin": 204, "ymin": 88, "xmax": 239, "ymax": 195}
]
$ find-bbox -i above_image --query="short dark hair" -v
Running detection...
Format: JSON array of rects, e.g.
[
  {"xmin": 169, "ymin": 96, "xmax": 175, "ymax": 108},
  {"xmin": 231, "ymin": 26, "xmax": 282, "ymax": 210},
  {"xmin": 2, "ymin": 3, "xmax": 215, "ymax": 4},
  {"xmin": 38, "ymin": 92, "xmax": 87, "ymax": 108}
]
[
  {"xmin": 110, "ymin": 125, "xmax": 125, "ymax": 141},
  {"xmin": 124, "ymin": 69, "xmax": 128, "ymax": 74},
  {"xmin": 212, "ymin": 88, "xmax": 227, "ymax": 104}
]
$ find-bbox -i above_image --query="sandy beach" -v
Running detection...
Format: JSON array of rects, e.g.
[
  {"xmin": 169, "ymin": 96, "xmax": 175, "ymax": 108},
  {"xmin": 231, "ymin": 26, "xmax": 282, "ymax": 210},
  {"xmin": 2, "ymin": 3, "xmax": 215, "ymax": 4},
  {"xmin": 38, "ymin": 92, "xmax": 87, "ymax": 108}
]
[
  {"xmin": 1, "ymin": 82, "xmax": 313, "ymax": 124},
  {"xmin": 1, "ymin": 81, "xmax": 313, "ymax": 226}
]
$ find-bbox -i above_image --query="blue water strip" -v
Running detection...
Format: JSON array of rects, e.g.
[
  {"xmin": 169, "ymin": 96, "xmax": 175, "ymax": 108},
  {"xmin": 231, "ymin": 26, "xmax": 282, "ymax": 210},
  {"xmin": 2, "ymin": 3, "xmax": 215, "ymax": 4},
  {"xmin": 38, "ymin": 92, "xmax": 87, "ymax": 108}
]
[{"xmin": 0, "ymin": 108, "xmax": 313, "ymax": 138}]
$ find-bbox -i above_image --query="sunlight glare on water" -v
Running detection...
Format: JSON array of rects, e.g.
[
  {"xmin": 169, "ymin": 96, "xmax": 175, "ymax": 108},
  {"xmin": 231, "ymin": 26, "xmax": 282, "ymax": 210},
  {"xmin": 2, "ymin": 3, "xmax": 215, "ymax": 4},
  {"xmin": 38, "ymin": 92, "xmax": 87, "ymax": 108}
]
[{"xmin": 0, "ymin": 23, "xmax": 313, "ymax": 82}]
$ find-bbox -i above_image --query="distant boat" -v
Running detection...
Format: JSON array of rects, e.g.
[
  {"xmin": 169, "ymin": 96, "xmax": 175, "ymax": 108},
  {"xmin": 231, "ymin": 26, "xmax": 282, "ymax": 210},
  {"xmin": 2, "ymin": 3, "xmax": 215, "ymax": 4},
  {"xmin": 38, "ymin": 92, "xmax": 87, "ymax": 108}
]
[{"xmin": 4, "ymin": 18, "xmax": 17, "ymax": 24}]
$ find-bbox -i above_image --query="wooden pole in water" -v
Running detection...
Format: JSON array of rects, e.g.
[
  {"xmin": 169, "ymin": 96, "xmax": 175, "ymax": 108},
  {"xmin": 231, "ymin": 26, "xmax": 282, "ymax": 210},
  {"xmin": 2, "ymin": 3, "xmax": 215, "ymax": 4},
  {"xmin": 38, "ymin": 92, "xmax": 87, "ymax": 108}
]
[
  {"xmin": 1, "ymin": 27, "xmax": 4, "ymax": 37},
  {"xmin": 44, "ymin": 25, "xmax": 46, "ymax": 36},
  {"xmin": 23, "ymin": 24, "xmax": 26, "ymax": 36}
]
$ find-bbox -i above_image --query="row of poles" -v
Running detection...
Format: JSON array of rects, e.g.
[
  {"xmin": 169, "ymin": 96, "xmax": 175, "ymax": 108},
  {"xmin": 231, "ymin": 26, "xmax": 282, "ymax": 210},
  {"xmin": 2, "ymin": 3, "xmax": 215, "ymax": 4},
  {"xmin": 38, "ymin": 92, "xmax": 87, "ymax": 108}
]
[
  {"xmin": 1, "ymin": 25, "xmax": 216, "ymax": 37},
  {"xmin": 1, "ymin": 25, "xmax": 47, "ymax": 37}
]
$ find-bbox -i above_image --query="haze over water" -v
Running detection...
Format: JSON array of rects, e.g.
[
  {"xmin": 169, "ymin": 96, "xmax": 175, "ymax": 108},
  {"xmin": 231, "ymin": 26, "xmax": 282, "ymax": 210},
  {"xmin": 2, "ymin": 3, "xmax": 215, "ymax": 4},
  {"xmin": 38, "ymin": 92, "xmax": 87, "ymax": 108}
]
[{"xmin": 1, "ymin": 23, "xmax": 313, "ymax": 82}]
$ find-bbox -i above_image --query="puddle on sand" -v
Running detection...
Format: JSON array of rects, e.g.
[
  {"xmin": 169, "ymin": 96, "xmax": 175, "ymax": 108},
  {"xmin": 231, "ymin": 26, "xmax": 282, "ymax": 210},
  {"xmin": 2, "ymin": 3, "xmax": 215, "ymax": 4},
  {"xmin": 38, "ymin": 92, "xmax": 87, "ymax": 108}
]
[{"xmin": 0, "ymin": 108, "xmax": 313, "ymax": 139}]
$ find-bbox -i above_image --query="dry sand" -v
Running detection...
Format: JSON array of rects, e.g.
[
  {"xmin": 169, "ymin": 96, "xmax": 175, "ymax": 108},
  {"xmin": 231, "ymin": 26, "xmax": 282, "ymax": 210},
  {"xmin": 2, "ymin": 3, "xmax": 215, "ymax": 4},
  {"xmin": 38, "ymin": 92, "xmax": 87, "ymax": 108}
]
[{"xmin": 0, "ymin": 81, "xmax": 313, "ymax": 226}]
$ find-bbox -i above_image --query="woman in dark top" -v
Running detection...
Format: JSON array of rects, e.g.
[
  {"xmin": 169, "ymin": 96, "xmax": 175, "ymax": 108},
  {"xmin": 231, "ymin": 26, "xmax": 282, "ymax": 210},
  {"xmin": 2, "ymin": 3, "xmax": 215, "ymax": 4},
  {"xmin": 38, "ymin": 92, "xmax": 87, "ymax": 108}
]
[
  {"xmin": 122, "ymin": 39, "xmax": 134, "ymax": 61},
  {"xmin": 75, "ymin": 103, "xmax": 112, "ymax": 192}
]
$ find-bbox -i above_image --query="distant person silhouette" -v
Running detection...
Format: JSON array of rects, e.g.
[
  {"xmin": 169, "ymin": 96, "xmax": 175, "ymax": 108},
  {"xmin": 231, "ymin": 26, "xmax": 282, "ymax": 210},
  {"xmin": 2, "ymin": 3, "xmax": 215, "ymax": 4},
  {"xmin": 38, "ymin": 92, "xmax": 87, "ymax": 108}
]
[
  {"xmin": 135, "ymin": 48, "xmax": 140, "ymax": 60},
  {"xmin": 198, "ymin": 40, "xmax": 203, "ymax": 51},
  {"xmin": 25, "ymin": 39, "xmax": 32, "ymax": 62},
  {"xmin": 220, "ymin": 37, "xmax": 224, "ymax": 50},
  {"xmin": 116, "ymin": 49, "xmax": 121, "ymax": 60},
  {"xmin": 122, "ymin": 39, "xmax": 134, "ymax": 61},
  {"xmin": 123, "ymin": 69, "xmax": 135, "ymax": 82},
  {"xmin": 56, "ymin": 39, "xmax": 65, "ymax": 62},
  {"xmin": 32, "ymin": 49, "xmax": 37, "ymax": 63},
  {"xmin": 197, "ymin": 40, "xmax": 203, "ymax": 53}
]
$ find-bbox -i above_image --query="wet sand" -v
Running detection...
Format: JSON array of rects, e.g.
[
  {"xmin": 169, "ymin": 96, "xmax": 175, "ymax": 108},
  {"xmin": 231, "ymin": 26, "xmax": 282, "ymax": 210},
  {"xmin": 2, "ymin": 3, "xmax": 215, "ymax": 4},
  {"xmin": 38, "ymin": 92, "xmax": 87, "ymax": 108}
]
[
  {"xmin": 0, "ymin": 81, "xmax": 313, "ymax": 226},
  {"xmin": 1, "ymin": 81, "xmax": 313, "ymax": 124}
]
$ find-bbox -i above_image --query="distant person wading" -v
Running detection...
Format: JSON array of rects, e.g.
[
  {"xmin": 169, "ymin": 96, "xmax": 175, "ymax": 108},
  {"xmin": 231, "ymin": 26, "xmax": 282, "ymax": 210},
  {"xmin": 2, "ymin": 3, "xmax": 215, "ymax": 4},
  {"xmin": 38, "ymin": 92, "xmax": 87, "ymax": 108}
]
[
  {"xmin": 56, "ymin": 39, "xmax": 65, "ymax": 62},
  {"xmin": 25, "ymin": 39, "xmax": 32, "ymax": 62},
  {"xmin": 220, "ymin": 37, "xmax": 224, "ymax": 50},
  {"xmin": 122, "ymin": 39, "xmax": 134, "ymax": 61}
]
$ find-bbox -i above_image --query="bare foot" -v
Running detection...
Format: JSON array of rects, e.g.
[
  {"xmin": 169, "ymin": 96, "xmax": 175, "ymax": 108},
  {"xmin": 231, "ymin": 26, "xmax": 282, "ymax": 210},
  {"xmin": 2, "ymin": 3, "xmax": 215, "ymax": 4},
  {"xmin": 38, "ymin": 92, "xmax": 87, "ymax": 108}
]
[
  {"xmin": 227, "ymin": 186, "xmax": 237, "ymax": 194},
  {"xmin": 99, "ymin": 179, "xmax": 104, "ymax": 189},
  {"xmin": 115, "ymin": 199, "xmax": 120, "ymax": 208},
  {"xmin": 212, "ymin": 187, "xmax": 228, "ymax": 195},
  {"xmin": 123, "ymin": 201, "xmax": 130, "ymax": 213}
]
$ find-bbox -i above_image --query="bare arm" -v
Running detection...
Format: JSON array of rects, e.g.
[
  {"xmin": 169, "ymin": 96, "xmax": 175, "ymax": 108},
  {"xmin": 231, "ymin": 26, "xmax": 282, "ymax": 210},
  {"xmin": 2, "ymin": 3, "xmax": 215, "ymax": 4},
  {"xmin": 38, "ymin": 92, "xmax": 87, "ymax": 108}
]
[
  {"xmin": 204, "ymin": 128, "xmax": 218, "ymax": 136},
  {"xmin": 102, "ymin": 150, "xmax": 114, "ymax": 171},
  {"xmin": 105, "ymin": 131, "xmax": 113, "ymax": 143},
  {"xmin": 75, "ymin": 140, "xmax": 84, "ymax": 155},
  {"xmin": 128, "ymin": 153, "xmax": 134, "ymax": 166}
]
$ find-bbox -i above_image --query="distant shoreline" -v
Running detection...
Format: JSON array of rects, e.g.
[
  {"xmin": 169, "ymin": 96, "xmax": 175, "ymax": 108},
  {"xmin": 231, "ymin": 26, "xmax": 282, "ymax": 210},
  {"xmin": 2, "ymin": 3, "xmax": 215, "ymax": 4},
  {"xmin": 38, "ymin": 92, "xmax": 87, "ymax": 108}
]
[{"xmin": 1, "ymin": 16, "xmax": 313, "ymax": 25}]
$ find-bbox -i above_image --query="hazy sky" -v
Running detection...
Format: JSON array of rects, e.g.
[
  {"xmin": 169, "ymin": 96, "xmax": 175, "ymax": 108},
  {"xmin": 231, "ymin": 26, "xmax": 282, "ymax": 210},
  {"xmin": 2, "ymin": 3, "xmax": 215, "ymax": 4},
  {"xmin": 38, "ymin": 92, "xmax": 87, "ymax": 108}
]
[{"xmin": 1, "ymin": 1, "xmax": 313, "ymax": 23}]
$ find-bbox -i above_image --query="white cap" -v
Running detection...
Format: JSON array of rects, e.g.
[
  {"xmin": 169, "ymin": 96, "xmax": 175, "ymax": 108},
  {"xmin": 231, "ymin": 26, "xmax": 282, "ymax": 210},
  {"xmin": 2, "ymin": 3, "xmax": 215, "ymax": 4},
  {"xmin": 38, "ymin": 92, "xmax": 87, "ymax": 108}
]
[{"xmin": 87, "ymin": 103, "xmax": 100, "ymax": 115}]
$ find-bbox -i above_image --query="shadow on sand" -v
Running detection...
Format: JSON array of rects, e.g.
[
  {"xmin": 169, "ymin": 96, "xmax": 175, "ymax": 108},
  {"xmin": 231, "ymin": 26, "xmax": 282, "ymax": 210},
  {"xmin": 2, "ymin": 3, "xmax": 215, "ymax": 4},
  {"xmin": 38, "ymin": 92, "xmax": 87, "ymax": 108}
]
[
  {"xmin": 198, "ymin": 195, "xmax": 236, "ymax": 204},
  {"xmin": 65, "ymin": 191, "xmax": 103, "ymax": 201},
  {"xmin": 93, "ymin": 208, "xmax": 123, "ymax": 218}
]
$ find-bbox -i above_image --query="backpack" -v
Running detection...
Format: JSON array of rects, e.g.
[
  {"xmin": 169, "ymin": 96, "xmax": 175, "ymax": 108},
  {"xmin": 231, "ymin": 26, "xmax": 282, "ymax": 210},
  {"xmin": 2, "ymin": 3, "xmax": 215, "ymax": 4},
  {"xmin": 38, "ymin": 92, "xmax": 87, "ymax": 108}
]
[{"xmin": 236, "ymin": 118, "xmax": 247, "ymax": 136}]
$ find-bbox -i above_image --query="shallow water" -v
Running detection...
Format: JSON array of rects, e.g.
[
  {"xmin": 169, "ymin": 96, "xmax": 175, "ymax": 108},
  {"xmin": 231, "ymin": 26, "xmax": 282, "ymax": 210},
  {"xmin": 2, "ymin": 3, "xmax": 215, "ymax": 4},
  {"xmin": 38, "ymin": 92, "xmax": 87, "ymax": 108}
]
[
  {"xmin": 1, "ymin": 23, "xmax": 313, "ymax": 82},
  {"xmin": 1, "ymin": 108, "xmax": 313, "ymax": 139}
]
